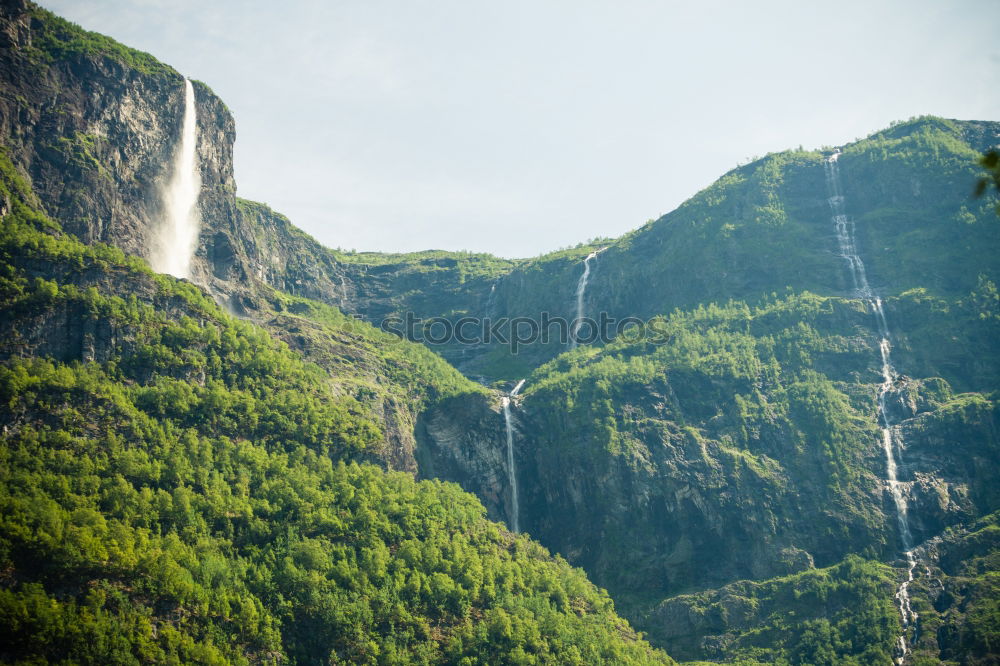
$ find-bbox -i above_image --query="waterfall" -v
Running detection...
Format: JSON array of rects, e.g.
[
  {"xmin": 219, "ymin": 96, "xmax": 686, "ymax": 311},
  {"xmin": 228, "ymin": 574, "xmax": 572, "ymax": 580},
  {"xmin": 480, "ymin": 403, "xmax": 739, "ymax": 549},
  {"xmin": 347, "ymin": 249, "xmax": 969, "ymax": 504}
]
[
  {"xmin": 825, "ymin": 152, "xmax": 918, "ymax": 664},
  {"xmin": 569, "ymin": 251, "xmax": 599, "ymax": 349},
  {"xmin": 486, "ymin": 278, "xmax": 500, "ymax": 319},
  {"xmin": 152, "ymin": 78, "xmax": 201, "ymax": 279},
  {"xmin": 503, "ymin": 379, "xmax": 526, "ymax": 532}
]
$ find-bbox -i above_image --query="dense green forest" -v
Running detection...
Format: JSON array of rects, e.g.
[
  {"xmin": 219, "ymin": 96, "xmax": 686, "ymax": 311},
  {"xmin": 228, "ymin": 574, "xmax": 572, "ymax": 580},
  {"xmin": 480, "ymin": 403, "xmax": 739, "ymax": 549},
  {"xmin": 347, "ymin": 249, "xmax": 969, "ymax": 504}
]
[{"xmin": 0, "ymin": 150, "xmax": 672, "ymax": 663}]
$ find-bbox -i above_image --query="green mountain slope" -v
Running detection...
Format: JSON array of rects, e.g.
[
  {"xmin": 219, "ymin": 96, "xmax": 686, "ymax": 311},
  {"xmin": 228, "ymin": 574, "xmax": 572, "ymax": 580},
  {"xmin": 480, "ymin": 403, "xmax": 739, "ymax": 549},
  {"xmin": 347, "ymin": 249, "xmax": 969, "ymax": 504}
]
[
  {"xmin": 0, "ymin": 151, "xmax": 673, "ymax": 664},
  {"xmin": 2, "ymin": 2, "xmax": 999, "ymax": 664},
  {"xmin": 510, "ymin": 290, "xmax": 998, "ymax": 661}
]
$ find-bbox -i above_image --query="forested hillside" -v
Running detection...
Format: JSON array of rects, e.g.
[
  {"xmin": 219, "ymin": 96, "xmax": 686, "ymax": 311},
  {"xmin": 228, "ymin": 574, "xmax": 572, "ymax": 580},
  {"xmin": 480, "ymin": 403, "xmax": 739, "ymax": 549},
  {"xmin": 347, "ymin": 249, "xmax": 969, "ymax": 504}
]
[
  {"xmin": 1, "ymin": 1, "xmax": 998, "ymax": 664},
  {"xmin": 0, "ymin": 147, "xmax": 673, "ymax": 663}
]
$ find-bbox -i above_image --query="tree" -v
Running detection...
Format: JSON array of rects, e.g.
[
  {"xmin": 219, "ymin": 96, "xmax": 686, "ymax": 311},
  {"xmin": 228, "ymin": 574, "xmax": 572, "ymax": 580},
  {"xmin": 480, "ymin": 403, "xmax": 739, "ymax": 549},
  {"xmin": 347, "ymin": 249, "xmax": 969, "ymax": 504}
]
[{"xmin": 974, "ymin": 149, "xmax": 1000, "ymax": 213}]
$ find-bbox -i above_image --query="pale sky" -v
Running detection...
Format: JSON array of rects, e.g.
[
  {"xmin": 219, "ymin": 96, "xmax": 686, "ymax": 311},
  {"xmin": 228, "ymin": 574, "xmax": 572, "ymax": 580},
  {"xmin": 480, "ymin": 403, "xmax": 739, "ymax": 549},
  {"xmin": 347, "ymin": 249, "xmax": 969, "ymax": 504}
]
[{"xmin": 43, "ymin": 1, "xmax": 1000, "ymax": 258}]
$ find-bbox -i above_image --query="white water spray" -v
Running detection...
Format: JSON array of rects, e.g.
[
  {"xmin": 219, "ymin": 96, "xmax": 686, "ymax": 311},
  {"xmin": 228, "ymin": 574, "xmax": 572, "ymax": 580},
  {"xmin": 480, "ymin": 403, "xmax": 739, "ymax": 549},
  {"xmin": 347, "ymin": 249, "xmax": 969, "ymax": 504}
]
[
  {"xmin": 503, "ymin": 379, "xmax": 526, "ymax": 532},
  {"xmin": 152, "ymin": 78, "xmax": 201, "ymax": 279},
  {"xmin": 825, "ymin": 152, "xmax": 918, "ymax": 664},
  {"xmin": 570, "ymin": 250, "xmax": 600, "ymax": 349}
]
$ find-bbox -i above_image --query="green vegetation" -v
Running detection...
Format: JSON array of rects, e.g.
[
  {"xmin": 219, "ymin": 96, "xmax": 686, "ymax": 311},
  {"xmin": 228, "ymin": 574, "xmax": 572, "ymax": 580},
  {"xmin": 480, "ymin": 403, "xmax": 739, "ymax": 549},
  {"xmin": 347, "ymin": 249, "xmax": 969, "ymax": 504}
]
[
  {"xmin": 517, "ymin": 293, "xmax": 888, "ymax": 567},
  {"xmin": 840, "ymin": 118, "xmax": 999, "ymax": 301},
  {"xmin": 26, "ymin": 5, "xmax": 177, "ymax": 78},
  {"xmin": 513, "ymin": 287, "xmax": 998, "ymax": 660},
  {"xmin": 0, "ymin": 354, "xmax": 669, "ymax": 663},
  {"xmin": 902, "ymin": 512, "xmax": 1000, "ymax": 665},
  {"xmin": 398, "ymin": 117, "xmax": 999, "ymax": 380},
  {"xmin": 231, "ymin": 197, "xmax": 520, "ymax": 382},
  {"xmin": 525, "ymin": 292, "xmax": 880, "ymax": 493},
  {"xmin": 648, "ymin": 555, "xmax": 900, "ymax": 665},
  {"xmin": 261, "ymin": 278, "xmax": 489, "ymax": 409},
  {"xmin": 0, "ymin": 151, "xmax": 672, "ymax": 664},
  {"xmin": 4, "ymin": 5, "xmax": 1000, "ymax": 660},
  {"xmin": 976, "ymin": 149, "xmax": 1000, "ymax": 213},
  {"xmin": 48, "ymin": 132, "xmax": 111, "ymax": 180}
]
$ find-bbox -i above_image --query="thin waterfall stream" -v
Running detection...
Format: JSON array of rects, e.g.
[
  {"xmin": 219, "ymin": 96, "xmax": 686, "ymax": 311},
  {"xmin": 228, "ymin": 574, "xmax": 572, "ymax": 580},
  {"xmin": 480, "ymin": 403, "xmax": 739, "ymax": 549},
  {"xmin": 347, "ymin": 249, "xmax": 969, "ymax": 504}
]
[
  {"xmin": 486, "ymin": 278, "xmax": 500, "ymax": 320},
  {"xmin": 825, "ymin": 151, "xmax": 918, "ymax": 664},
  {"xmin": 570, "ymin": 249, "xmax": 603, "ymax": 349},
  {"xmin": 153, "ymin": 78, "xmax": 201, "ymax": 279},
  {"xmin": 503, "ymin": 379, "xmax": 526, "ymax": 533}
]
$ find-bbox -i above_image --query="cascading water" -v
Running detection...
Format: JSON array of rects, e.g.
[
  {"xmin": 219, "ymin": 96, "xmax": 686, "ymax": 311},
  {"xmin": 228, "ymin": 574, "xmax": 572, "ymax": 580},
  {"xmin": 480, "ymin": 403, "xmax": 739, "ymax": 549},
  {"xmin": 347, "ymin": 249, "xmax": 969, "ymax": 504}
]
[
  {"xmin": 486, "ymin": 278, "xmax": 500, "ymax": 320},
  {"xmin": 152, "ymin": 78, "xmax": 201, "ymax": 279},
  {"xmin": 569, "ymin": 251, "xmax": 599, "ymax": 349},
  {"xmin": 825, "ymin": 151, "xmax": 918, "ymax": 664},
  {"xmin": 503, "ymin": 379, "xmax": 526, "ymax": 532}
]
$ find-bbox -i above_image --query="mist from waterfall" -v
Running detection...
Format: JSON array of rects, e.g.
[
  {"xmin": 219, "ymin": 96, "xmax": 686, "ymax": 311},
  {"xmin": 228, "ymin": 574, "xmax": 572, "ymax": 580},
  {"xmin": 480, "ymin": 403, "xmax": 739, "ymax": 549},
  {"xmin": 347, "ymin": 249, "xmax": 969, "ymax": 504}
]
[
  {"xmin": 569, "ymin": 251, "xmax": 599, "ymax": 349},
  {"xmin": 825, "ymin": 151, "xmax": 918, "ymax": 664},
  {"xmin": 152, "ymin": 78, "xmax": 201, "ymax": 279},
  {"xmin": 503, "ymin": 379, "xmax": 525, "ymax": 533}
]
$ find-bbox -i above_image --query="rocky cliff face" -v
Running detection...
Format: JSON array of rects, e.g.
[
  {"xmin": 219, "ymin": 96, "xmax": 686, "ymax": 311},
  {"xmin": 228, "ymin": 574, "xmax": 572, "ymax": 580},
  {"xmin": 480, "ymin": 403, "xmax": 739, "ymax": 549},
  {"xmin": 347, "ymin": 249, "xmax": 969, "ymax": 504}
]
[
  {"xmin": 0, "ymin": 2, "xmax": 478, "ymax": 332},
  {"xmin": 0, "ymin": 1, "xmax": 233, "ymax": 267},
  {"xmin": 903, "ymin": 514, "xmax": 1000, "ymax": 664},
  {"xmin": 504, "ymin": 312, "xmax": 998, "ymax": 661},
  {"xmin": 415, "ymin": 392, "xmax": 513, "ymax": 522}
]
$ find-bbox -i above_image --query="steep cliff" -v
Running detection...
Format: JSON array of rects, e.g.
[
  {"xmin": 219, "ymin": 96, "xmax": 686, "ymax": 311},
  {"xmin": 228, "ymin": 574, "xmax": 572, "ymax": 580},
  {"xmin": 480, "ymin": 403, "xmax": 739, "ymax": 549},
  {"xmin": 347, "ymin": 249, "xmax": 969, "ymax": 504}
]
[{"xmin": 0, "ymin": 2, "xmax": 231, "ymax": 264}]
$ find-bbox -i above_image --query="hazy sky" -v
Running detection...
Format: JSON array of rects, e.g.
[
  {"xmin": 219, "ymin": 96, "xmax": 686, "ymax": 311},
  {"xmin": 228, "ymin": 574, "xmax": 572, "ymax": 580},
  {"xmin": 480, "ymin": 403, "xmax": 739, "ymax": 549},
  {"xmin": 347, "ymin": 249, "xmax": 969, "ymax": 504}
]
[{"xmin": 43, "ymin": 1, "xmax": 1000, "ymax": 258}]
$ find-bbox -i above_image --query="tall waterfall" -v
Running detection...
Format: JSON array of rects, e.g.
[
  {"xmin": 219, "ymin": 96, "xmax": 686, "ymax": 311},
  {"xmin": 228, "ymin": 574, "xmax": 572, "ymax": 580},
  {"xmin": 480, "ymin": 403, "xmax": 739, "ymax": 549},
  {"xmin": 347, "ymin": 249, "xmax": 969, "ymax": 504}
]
[
  {"xmin": 152, "ymin": 78, "xmax": 201, "ymax": 279},
  {"xmin": 569, "ymin": 251, "xmax": 599, "ymax": 349},
  {"xmin": 825, "ymin": 152, "xmax": 918, "ymax": 664},
  {"xmin": 503, "ymin": 379, "xmax": 526, "ymax": 532}
]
